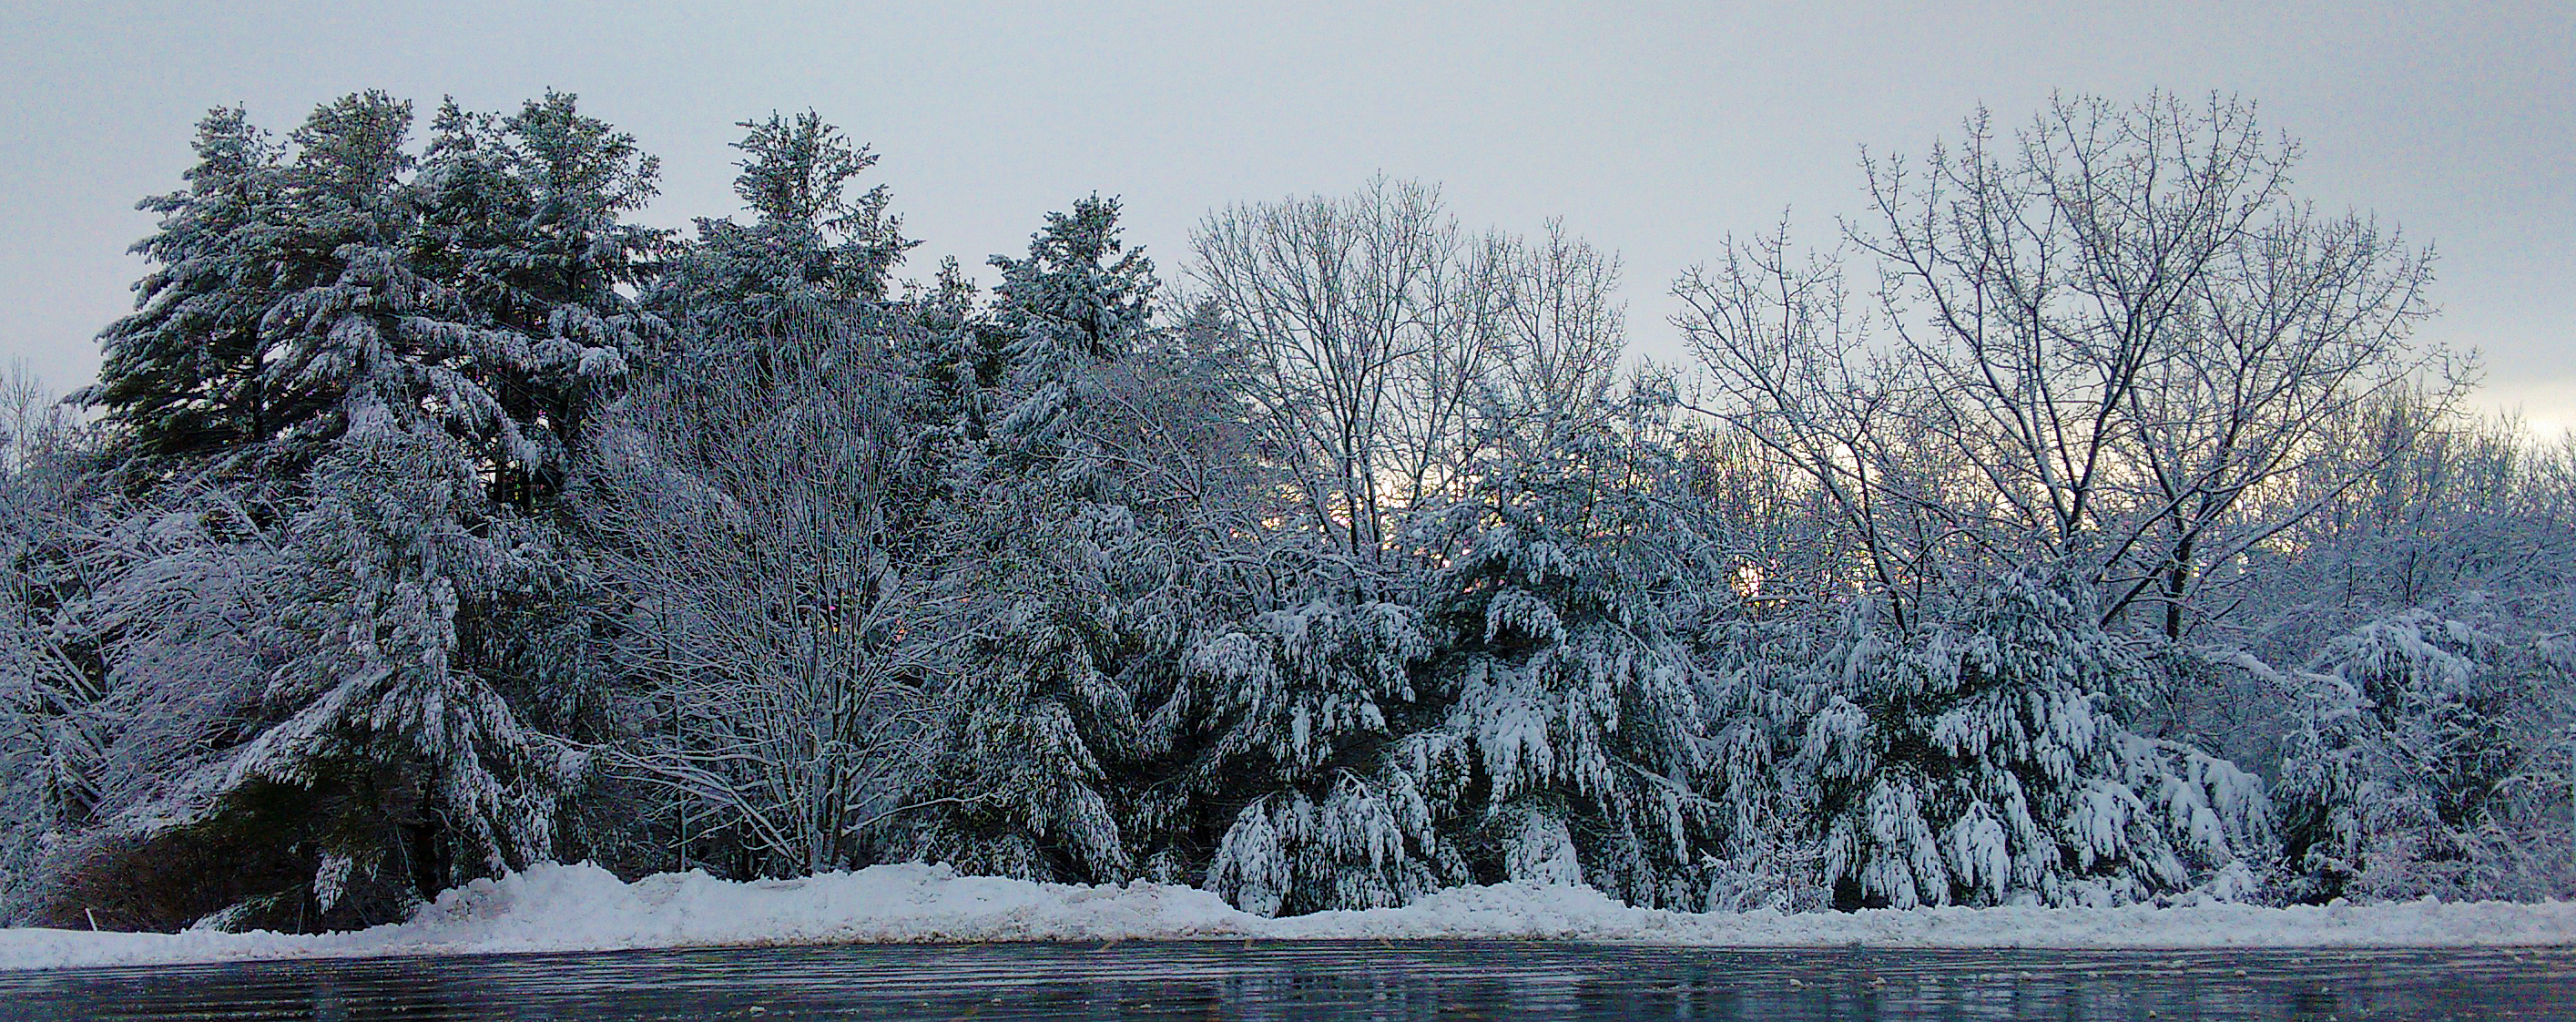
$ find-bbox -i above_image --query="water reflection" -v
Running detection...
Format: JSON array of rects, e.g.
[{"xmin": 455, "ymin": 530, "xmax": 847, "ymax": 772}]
[{"xmin": 1, "ymin": 940, "xmax": 2569, "ymax": 1020}]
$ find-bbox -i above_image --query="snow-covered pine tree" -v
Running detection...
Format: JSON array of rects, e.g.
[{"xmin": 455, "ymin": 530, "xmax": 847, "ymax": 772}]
[
  {"xmin": 1690, "ymin": 609, "xmax": 1838, "ymax": 912},
  {"xmin": 32, "ymin": 92, "xmax": 637, "ymax": 930},
  {"xmin": 249, "ymin": 91, "xmax": 452, "ymax": 463},
  {"xmin": 1799, "ymin": 569, "xmax": 2275, "ymax": 908},
  {"xmin": 990, "ymin": 199, "xmax": 1154, "ymax": 363},
  {"xmin": 896, "ymin": 198, "xmax": 1165, "ymax": 884},
  {"xmin": 1409, "ymin": 385, "xmax": 1724, "ymax": 909},
  {"xmin": 1191, "ymin": 597, "xmax": 1457, "ymax": 915},
  {"xmin": 648, "ymin": 110, "xmax": 913, "ymax": 349},
  {"xmin": 2276, "ymin": 601, "xmax": 2573, "ymax": 902},
  {"xmin": 77, "ymin": 107, "xmax": 285, "ymax": 471},
  {"xmin": 181, "ymin": 91, "xmax": 579, "ymax": 925},
  {"xmin": 979, "ymin": 195, "xmax": 1155, "ymax": 466},
  {"xmin": 211, "ymin": 417, "xmax": 576, "ymax": 926},
  {"xmin": 901, "ymin": 257, "xmax": 1002, "ymax": 450},
  {"xmin": 412, "ymin": 91, "xmax": 667, "ymax": 509}
]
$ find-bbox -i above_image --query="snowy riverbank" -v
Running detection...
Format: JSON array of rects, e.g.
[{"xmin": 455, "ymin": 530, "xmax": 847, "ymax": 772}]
[{"xmin": 4, "ymin": 862, "xmax": 2572, "ymax": 972}]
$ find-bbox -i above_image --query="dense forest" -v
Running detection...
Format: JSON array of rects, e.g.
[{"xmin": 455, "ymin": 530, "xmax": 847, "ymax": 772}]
[{"xmin": 1, "ymin": 89, "xmax": 2569, "ymax": 935}]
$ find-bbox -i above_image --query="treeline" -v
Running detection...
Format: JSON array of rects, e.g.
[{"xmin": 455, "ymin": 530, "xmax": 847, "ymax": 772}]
[{"xmin": 1, "ymin": 89, "xmax": 2569, "ymax": 934}]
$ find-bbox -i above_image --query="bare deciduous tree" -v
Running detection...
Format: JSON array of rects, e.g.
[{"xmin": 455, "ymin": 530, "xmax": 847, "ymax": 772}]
[
  {"xmin": 1681, "ymin": 93, "xmax": 2453, "ymax": 639},
  {"xmin": 1187, "ymin": 179, "xmax": 1631, "ymax": 588},
  {"xmin": 579, "ymin": 319, "xmax": 939, "ymax": 877}
]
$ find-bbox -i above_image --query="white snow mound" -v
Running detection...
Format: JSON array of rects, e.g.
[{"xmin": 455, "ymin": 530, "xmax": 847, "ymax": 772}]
[{"xmin": 3, "ymin": 862, "xmax": 2571, "ymax": 972}]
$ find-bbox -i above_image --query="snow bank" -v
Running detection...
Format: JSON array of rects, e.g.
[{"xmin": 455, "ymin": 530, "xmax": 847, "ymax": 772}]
[{"xmin": 4, "ymin": 862, "xmax": 2571, "ymax": 972}]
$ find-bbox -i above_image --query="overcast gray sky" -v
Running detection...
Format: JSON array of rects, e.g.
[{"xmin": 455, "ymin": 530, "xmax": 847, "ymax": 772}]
[{"xmin": 5, "ymin": 1, "xmax": 2569, "ymax": 428}]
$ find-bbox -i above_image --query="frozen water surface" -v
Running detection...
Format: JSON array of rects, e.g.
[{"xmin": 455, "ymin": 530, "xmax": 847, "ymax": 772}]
[{"xmin": 1, "ymin": 941, "xmax": 2569, "ymax": 1021}]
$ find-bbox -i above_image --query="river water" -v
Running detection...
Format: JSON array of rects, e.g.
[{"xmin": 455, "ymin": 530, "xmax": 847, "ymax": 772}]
[{"xmin": 1, "ymin": 940, "xmax": 2568, "ymax": 1020}]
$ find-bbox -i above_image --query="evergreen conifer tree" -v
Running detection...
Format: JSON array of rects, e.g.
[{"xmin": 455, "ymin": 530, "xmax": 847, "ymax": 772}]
[
  {"xmin": 413, "ymin": 90, "xmax": 667, "ymax": 507},
  {"xmin": 1414, "ymin": 395, "xmax": 1723, "ymax": 908},
  {"xmin": 1192, "ymin": 598, "xmax": 1457, "ymax": 915},
  {"xmin": 79, "ymin": 107, "xmax": 285, "ymax": 470},
  {"xmin": 899, "ymin": 199, "xmax": 1164, "ymax": 883},
  {"xmin": 2276, "ymin": 604, "xmax": 2563, "ymax": 901},
  {"xmin": 35, "ymin": 92, "xmax": 657, "ymax": 930},
  {"xmin": 649, "ymin": 111, "xmax": 912, "ymax": 345},
  {"xmin": 1798, "ymin": 570, "xmax": 2274, "ymax": 908}
]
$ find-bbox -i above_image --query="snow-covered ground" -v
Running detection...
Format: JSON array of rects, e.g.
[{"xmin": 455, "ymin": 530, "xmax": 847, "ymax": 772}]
[{"xmin": 4, "ymin": 862, "xmax": 2571, "ymax": 972}]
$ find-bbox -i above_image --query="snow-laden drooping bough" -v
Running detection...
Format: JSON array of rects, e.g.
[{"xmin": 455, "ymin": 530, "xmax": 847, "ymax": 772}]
[
  {"xmin": 1793, "ymin": 570, "xmax": 2276, "ymax": 908},
  {"xmin": 2276, "ymin": 598, "xmax": 2576, "ymax": 904}
]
